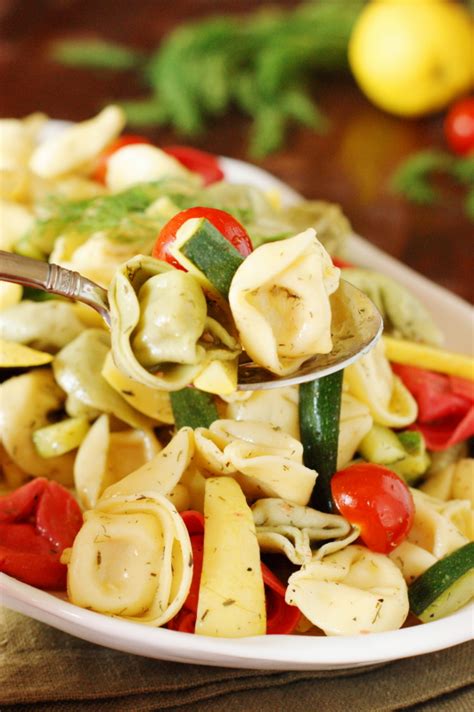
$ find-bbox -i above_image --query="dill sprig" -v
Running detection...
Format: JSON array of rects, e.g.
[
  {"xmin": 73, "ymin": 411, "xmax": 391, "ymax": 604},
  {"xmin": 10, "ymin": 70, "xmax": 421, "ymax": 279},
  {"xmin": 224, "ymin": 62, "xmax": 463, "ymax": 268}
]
[
  {"xmin": 51, "ymin": 39, "xmax": 143, "ymax": 70},
  {"xmin": 390, "ymin": 150, "xmax": 474, "ymax": 221},
  {"xmin": 16, "ymin": 182, "xmax": 194, "ymax": 259},
  {"xmin": 51, "ymin": 1, "xmax": 363, "ymax": 157}
]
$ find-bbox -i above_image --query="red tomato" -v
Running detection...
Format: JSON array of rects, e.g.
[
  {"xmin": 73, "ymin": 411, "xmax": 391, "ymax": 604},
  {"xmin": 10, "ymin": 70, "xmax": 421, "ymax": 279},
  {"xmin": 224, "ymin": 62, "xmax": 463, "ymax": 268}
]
[
  {"xmin": 152, "ymin": 206, "xmax": 253, "ymax": 271},
  {"xmin": 331, "ymin": 463, "xmax": 415, "ymax": 554},
  {"xmin": 444, "ymin": 97, "xmax": 474, "ymax": 156},
  {"xmin": 163, "ymin": 145, "xmax": 224, "ymax": 185},
  {"xmin": 92, "ymin": 134, "xmax": 152, "ymax": 183}
]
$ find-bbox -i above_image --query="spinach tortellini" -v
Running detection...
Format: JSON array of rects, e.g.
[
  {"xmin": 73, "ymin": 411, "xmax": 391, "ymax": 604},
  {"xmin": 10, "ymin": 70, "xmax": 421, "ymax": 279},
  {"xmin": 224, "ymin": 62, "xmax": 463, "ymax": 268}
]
[{"xmin": 109, "ymin": 255, "xmax": 240, "ymax": 391}]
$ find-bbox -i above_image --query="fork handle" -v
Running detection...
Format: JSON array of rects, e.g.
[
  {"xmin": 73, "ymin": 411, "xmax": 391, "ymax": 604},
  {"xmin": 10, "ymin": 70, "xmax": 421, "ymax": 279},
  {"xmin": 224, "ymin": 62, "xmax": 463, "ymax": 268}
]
[{"xmin": 0, "ymin": 250, "xmax": 111, "ymax": 326}]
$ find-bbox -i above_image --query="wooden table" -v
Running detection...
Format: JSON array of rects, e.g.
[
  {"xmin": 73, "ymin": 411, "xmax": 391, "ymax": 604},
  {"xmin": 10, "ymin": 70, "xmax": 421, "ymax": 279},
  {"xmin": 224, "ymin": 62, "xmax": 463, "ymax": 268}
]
[{"xmin": 1, "ymin": 0, "xmax": 472, "ymax": 302}]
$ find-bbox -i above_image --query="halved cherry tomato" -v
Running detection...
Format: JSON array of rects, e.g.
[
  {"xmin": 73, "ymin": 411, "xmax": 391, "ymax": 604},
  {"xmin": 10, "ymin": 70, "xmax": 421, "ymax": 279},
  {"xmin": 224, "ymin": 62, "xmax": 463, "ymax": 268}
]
[
  {"xmin": 152, "ymin": 207, "xmax": 253, "ymax": 271},
  {"xmin": 332, "ymin": 256, "xmax": 355, "ymax": 269},
  {"xmin": 331, "ymin": 463, "xmax": 415, "ymax": 554},
  {"xmin": 163, "ymin": 145, "xmax": 224, "ymax": 186},
  {"xmin": 92, "ymin": 134, "xmax": 152, "ymax": 183},
  {"xmin": 0, "ymin": 478, "xmax": 83, "ymax": 589},
  {"xmin": 444, "ymin": 97, "xmax": 474, "ymax": 156}
]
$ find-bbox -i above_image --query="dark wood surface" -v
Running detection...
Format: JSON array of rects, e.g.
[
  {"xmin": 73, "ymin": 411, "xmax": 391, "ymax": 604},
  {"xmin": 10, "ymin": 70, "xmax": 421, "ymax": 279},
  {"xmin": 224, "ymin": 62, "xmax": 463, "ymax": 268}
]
[{"xmin": 1, "ymin": 0, "xmax": 472, "ymax": 302}]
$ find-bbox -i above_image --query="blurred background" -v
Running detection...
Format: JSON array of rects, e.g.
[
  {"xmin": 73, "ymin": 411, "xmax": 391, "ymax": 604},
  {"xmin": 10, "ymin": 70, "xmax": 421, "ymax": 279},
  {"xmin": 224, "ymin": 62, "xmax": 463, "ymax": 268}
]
[{"xmin": 1, "ymin": 0, "xmax": 473, "ymax": 301}]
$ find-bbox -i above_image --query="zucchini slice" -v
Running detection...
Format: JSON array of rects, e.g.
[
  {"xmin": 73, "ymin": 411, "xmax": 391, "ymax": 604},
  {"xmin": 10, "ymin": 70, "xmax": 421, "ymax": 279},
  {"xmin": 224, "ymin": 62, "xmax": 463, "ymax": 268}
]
[
  {"xmin": 170, "ymin": 388, "xmax": 219, "ymax": 430},
  {"xmin": 33, "ymin": 416, "xmax": 90, "ymax": 458},
  {"xmin": 299, "ymin": 371, "xmax": 343, "ymax": 513},
  {"xmin": 408, "ymin": 542, "xmax": 474, "ymax": 623},
  {"xmin": 175, "ymin": 218, "xmax": 244, "ymax": 297}
]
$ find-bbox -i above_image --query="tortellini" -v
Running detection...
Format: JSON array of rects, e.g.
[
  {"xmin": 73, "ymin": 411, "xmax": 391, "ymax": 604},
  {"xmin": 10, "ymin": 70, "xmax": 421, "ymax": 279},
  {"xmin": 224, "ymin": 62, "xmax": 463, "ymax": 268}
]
[
  {"xmin": 344, "ymin": 339, "xmax": 418, "ymax": 428},
  {"xmin": 74, "ymin": 413, "xmax": 161, "ymax": 509},
  {"xmin": 337, "ymin": 393, "xmax": 373, "ymax": 469},
  {"xmin": 406, "ymin": 489, "xmax": 469, "ymax": 559},
  {"xmin": 0, "ymin": 300, "xmax": 85, "ymax": 352},
  {"xmin": 229, "ymin": 229, "xmax": 340, "ymax": 376},
  {"xmin": 342, "ymin": 268, "xmax": 443, "ymax": 347},
  {"xmin": 421, "ymin": 458, "xmax": 474, "ymax": 507},
  {"xmin": 65, "ymin": 492, "xmax": 193, "ymax": 626},
  {"xmin": 109, "ymin": 255, "xmax": 240, "ymax": 391},
  {"xmin": 194, "ymin": 419, "xmax": 317, "ymax": 506},
  {"xmin": 286, "ymin": 545, "xmax": 409, "ymax": 635},
  {"xmin": 30, "ymin": 106, "xmax": 125, "ymax": 179},
  {"xmin": 252, "ymin": 498, "xmax": 359, "ymax": 565},
  {"xmin": 223, "ymin": 386, "xmax": 300, "ymax": 440},
  {"xmin": 53, "ymin": 329, "xmax": 154, "ymax": 430},
  {"xmin": 105, "ymin": 144, "xmax": 195, "ymax": 192}
]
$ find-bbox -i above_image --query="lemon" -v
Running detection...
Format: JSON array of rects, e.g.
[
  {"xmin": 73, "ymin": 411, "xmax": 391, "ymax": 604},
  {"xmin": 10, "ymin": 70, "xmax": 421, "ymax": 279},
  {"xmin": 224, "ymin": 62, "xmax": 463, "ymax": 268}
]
[{"xmin": 349, "ymin": 0, "xmax": 474, "ymax": 117}]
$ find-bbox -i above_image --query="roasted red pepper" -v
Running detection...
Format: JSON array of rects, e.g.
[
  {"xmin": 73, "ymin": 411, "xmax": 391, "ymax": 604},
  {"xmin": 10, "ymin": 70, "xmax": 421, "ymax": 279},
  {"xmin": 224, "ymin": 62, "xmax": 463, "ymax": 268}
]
[
  {"xmin": 392, "ymin": 364, "xmax": 474, "ymax": 451},
  {"xmin": 167, "ymin": 510, "xmax": 300, "ymax": 634},
  {"xmin": 0, "ymin": 478, "xmax": 82, "ymax": 589}
]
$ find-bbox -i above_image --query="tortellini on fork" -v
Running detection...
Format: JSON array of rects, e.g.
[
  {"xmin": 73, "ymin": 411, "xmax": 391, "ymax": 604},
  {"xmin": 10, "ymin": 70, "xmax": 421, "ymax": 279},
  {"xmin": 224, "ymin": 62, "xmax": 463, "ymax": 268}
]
[
  {"xmin": 228, "ymin": 229, "xmax": 340, "ymax": 376},
  {"xmin": 108, "ymin": 255, "xmax": 241, "ymax": 391}
]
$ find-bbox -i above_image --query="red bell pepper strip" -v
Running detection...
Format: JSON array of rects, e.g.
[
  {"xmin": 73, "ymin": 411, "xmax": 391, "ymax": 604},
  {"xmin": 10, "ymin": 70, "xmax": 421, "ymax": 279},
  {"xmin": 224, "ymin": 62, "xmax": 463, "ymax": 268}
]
[
  {"xmin": 392, "ymin": 364, "xmax": 474, "ymax": 451},
  {"xmin": 0, "ymin": 478, "xmax": 83, "ymax": 589},
  {"xmin": 261, "ymin": 562, "xmax": 301, "ymax": 634},
  {"xmin": 167, "ymin": 510, "xmax": 301, "ymax": 634}
]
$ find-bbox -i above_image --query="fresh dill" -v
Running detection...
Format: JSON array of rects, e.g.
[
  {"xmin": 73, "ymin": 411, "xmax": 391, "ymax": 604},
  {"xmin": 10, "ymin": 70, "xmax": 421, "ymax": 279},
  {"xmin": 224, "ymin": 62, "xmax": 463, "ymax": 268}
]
[
  {"xmin": 390, "ymin": 151, "xmax": 474, "ymax": 221},
  {"xmin": 50, "ymin": 1, "xmax": 363, "ymax": 157}
]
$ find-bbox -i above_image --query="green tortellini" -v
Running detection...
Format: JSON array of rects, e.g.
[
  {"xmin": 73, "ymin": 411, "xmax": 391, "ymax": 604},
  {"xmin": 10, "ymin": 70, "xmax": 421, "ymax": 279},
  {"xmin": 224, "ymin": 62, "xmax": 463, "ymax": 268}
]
[
  {"xmin": 342, "ymin": 268, "xmax": 443, "ymax": 346},
  {"xmin": 108, "ymin": 255, "xmax": 241, "ymax": 391}
]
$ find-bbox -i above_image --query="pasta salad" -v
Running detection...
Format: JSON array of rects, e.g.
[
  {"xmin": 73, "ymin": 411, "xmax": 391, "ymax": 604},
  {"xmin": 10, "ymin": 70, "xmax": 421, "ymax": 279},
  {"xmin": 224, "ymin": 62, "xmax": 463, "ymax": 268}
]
[{"xmin": 0, "ymin": 107, "xmax": 473, "ymax": 639}]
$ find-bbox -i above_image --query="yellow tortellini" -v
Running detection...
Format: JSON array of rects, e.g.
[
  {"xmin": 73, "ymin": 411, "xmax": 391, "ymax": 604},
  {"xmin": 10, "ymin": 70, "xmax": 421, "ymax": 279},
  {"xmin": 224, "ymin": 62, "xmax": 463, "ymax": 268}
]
[
  {"xmin": 74, "ymin": 413, "xmax": 161, "ymax": 509},
  {"xmin": 194, "ymin": 419, "xmax": 317, "ymax": 506},
  {"xmin": 420, "ymin": 458, "xmax": 474, "ymax": 507},
  {"xmin": 251, "ymin": 498, "xmax": 359, "ymax": 565},
  {"xmin": 337, "ymin": 393, "xmax": 373, "ymax": 469},
  {"xmin": 30, "ymin": 106, "xmax": 125, "ymax": 179},
  {"xmin": 344, "ymin": 339, "xmax": 417, "ymax": 428},
  {"xmin": 228, "ymin": 229, "xmax": 340, "ymax": 376},
  {"xmin": 286, "ymin": 545, "xmax": 409, "ymax": 635},
  {"xmin": 65, "ymin": 491, "xmax": 193, "ymax": 626},
  {"xmin": 108, "ymin": 255, "xmax": 240, "ymax": 391},
  {"xmin": 223, "ymin": 386, "xmax": 300, "ymax": 440}
]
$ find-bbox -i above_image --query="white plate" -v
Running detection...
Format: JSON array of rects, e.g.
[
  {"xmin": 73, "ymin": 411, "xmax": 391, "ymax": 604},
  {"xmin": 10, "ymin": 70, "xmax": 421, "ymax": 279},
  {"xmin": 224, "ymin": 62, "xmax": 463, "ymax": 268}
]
[{"xmin": 1, "ymin": 151, "xmax": 473, "ymax": 670}]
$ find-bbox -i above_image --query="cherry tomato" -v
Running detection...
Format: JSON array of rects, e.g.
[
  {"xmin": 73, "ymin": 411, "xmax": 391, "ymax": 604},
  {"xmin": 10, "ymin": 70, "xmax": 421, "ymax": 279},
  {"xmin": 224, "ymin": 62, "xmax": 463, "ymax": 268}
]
[
  {"xmin": 152, "ymin": 206, "xmax": 253, "ymax": 271},
  {"xmin": 92, "ymin": 134, "xmax": 152, "ymax": 183},
  {"xmin": 331, "ymin": 463, "xmax": 415, "ymax": 554},
  {"xmin": 444, "ymin": 97, "xmax": 474, "ymax": 156},
  {"xmin": 163, "ymin": 145, "xmax": 224, "ymax": 185}
]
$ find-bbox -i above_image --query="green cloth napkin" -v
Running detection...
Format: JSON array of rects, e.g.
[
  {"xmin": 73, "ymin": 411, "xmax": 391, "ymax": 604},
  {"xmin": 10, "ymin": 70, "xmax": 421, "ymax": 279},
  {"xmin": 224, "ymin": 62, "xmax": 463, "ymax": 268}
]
[{"xmin": 1, "ymin": 607, "xmax": 472, "ymax": 711}]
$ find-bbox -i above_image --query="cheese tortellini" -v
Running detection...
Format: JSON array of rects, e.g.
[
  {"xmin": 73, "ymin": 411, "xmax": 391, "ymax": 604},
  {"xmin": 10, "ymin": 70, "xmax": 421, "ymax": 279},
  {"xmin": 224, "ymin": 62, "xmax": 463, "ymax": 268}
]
[
  {"xmin": 65, "ymin": 491, "xmax": 193, "ymax": 626},
  {"xmin": 229, "ymin": 229, "xmax": 340, "ymax": 376},
  {"xmin": 344, "ymin": 339, "xmax": 418, "ymax": 428},
  {"xmin": 286, "ymin": 545, "xmax": 409, "ymax": 635},
  {"xmin": 108, "ymin": 255, "xmax": 240, "ymax": 391},
  {"xmin": 252, "ymin": 498, "xmax": 359, "ymax": 565},
  {"xmin": 194, "ymin": 419, "xmax": 317, "ymax": 505}
]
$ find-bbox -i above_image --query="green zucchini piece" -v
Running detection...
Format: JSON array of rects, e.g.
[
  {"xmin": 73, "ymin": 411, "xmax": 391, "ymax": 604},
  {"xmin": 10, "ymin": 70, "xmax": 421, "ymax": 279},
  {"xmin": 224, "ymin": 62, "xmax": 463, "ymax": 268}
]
[
  {"xmin": 299, "ymin": 371, "xmax": 343, "ymax": 513},
  {"xmin": 178, "ymin": 218, "xmax": 244, "ymax": 296},
  {"xmin": 409, "ymin": 542, "xmax": 474, "ymax": 623},
  {"xmin": 170, "ymin": 388, "xmax": 219, "ymax": 430},
  {"xmin": 33, "ymin": 416, "xmax": 90, "ymax": 458},
  {"xmin": 359, "ymin": 424, "xmax": 429, "ymax": 484}
]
